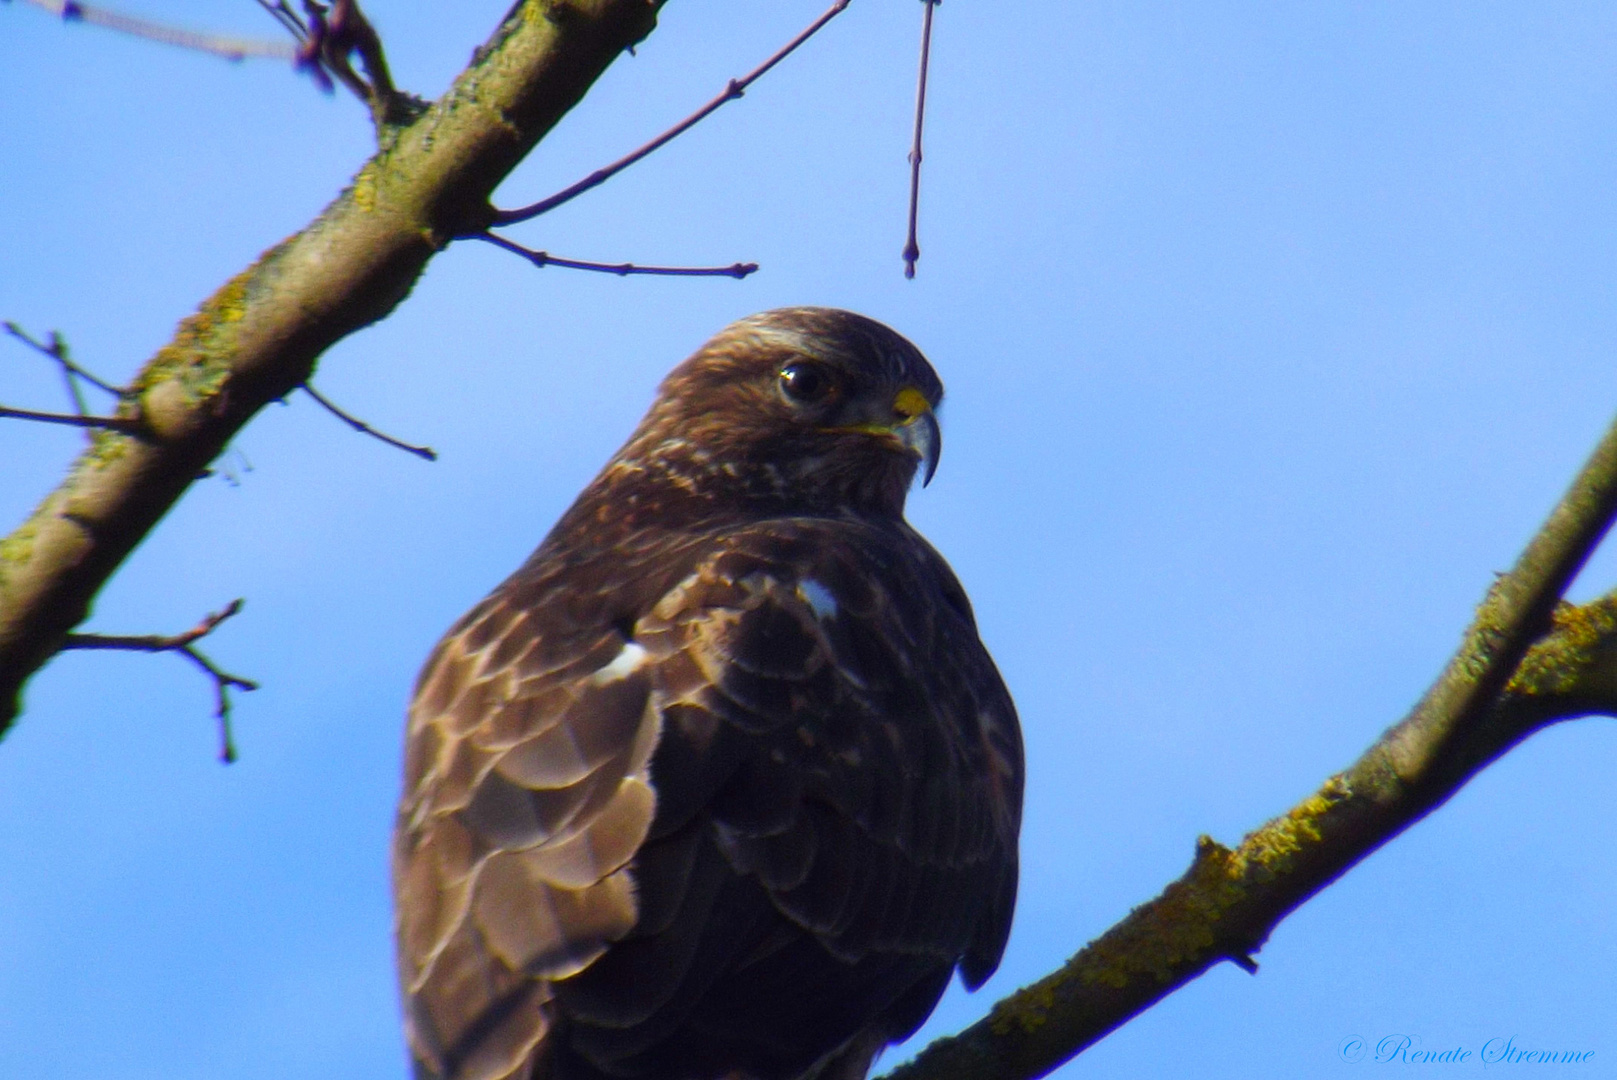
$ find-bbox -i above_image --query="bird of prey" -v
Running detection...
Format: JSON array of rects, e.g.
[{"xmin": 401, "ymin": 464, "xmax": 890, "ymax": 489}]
[{"xmin": 395, "ymin": 308, "xmax": 1024, "ymax": 1080}]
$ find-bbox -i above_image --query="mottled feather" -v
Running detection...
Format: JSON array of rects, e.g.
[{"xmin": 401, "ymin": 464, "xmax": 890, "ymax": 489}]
[{"xmin": 395, "ymin": 308, "xmax": 1023, "ymax": 1080}]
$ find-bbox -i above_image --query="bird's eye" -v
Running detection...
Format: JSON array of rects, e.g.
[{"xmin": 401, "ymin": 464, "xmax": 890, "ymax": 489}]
[{"xmin": 779, "ymin": 363, "xmax": 835, "ymax": 405}]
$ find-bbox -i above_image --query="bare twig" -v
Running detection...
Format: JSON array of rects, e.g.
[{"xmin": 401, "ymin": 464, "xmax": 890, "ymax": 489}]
[
  {"xmin": 14, "ymin": 0, "xmax": 295, "ymax": 60},
  {"xmin": 4, "ymin": 321, "xmax": 127, "ymax": 403},
  {"xmin": 883, "ymin": 410, "xmax": 1617, "ymax": 1080},
  {"xmin": 62, "ymin": 599, "xmax": 256, "ymax": 763},
  {"xmin": 0, "ymin": 404, "xmax": 142, "ymax": 433},
  {"xmin": 302, "ymin": 382, "xmax": 437, "ymax": 461},
  {"xmin": 487, "ymin": 0, "xmax": 852, "ymax": 229},
  {"xmin": 474, "ymin": 231, "xmax": 758, "ymax": 279},
  {"xmin": 902, "ymin": 0, "xmax": 939, "ymax": 279}
]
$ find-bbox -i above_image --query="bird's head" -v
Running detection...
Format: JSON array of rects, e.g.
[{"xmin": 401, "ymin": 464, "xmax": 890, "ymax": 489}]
[{"xmin": 615, "ymin": 307, "xmax": 945, "ymax": 519}]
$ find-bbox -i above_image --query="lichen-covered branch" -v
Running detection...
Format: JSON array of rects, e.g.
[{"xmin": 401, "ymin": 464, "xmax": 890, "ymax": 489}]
[
  {"xmin": 0, "ymin": 0, "xmax": 667, "ymax": 731},
  {"xmin": 883, "ymin": 412, "xmax": 1617, "ymax": 1080}
]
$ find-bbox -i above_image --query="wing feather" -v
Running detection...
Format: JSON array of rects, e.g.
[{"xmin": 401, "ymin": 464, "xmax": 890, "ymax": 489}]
[{"xmin": 396, "ymin": 518, "xmax": 1022, "ymax": 1080}]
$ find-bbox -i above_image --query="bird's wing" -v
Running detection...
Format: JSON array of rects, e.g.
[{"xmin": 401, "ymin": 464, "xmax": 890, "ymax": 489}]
[
  {"xmin": 553, "ymin": 521, "xmax": 1022, "ymax": 1080},
  {"xmin": 395, "ymin": 569, "xmax": 666, "ymax": 1080},
  {"xmin": 395, "ymin": 520, "xmax": 1021, "ymax": 1080}
]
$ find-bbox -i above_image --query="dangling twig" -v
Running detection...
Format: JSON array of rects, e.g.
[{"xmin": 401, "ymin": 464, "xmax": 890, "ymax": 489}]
[
  {"xmin": 486, "ymin": 0, "xmax": 852, "ymax": 229},
  {"xmin": 302, "ymin": 381, "xmax": 438, "ymax": 461},
  {"xmin": 903, "ymin": 0, "xmax": 940, "ymax": 279},
  {"xmin": 62, "ymin": 599, "xmax": 257, "ymax": 763},
  {"xmin": 475, "ymin": 232, "xmax": 758, "ymax": 280}
]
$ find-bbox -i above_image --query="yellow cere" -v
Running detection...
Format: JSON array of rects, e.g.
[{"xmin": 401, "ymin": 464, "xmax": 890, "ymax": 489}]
[{"xmin": 893, "ymin": 387, "xmax": 930, "ymax": 421}]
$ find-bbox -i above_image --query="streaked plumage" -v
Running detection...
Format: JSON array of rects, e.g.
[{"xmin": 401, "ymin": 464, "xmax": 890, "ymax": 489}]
[{"xmin": 395, "ymin": 308, "xmax": 1023, "ymax": 1080}]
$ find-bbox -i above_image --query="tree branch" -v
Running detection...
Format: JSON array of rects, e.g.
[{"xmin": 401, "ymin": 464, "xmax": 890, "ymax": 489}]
[
  {"xmin": 0, "ymin": 403, "xmax": 143, "ymax": 433},
  {"xmin": 5, "ymin": 321, "xmax": 128, "ymax": 410},
  {"xmin": 487, "ymin": 0, "xmax": 850, "ymax": 228},
  {"xmin": 302, "ymin": 381, "xmax": 437, "ymax": 461},
  {"xmin": 13, "ymin": 0, "xmax": 296, "ymax": 61},
  {"xmin": 62, "ymin": 599, "xmax": 255, "ymax": 763},
  {"xmin": 0, "ymin": 0, "xmax": 669, "ymax": 732},
  {"xmin": 474, "ymin": 230, "xmax": 758, "ymax": 278},
  {"xmin": 883, "ymin": 412, "xmax": 1617, "ymax": 1080}
]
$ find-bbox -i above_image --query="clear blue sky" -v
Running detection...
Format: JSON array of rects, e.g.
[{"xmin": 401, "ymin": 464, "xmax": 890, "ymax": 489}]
[{"xmin": 3, "ymin": 2, "xmax": 1616, "ymax": 1077}]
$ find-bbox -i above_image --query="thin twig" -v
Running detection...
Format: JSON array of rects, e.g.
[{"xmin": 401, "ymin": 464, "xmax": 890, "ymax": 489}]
[
  {"xmin": 62, "ymin": 599, "xmax": 256, "ymax": 763},
  {"xmin": 15, "ymin": 0, "xmax": 296, "ymax": 60},
  {"xmin": 487, "ymin": 0, "xmax": 852, "ymax": 228},
  {"xmin": 4, "ymin": 321, "xmax": 127, "ymax": 400},
  {"xmin": 475, "ymin": 232, "xmax": 758, "ymax": 279},
  {"xmin": 302, "ymin": 382, "xmax": 438, "ymax": 461},
  {"xmin": 50, "ymin": 332, "xmax": 87, "ymax": 416},
  {"xmin": 902, "ymin": 0, "xmax": 939, "ymax": 279},
  {"xmin": 0, "ymin": 404, "xmax": 142, "ymax": 433}
]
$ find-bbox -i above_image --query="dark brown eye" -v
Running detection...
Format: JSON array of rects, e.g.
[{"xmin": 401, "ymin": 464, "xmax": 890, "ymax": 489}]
[{"xmin": 779, "ymin": 362, "xmax": 834, "ymax": 404}]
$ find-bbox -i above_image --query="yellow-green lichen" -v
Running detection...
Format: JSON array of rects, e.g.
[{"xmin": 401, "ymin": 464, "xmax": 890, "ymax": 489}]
[
  {"xmin": 1226, "ymin": 774, "xmax": 1350, "ymax": 881},
  {"xmin": 1506, "ymin": 598, "xmax": 1617, "ymax": 698},
  {"xmin": 129, "ymin": 269, "xmax": 252, "ymax": 409},
  {"xmin": 1055, "ymin": 777, "xmax": 1354, "ymax": 1001},
  {"xmin": 1059, "ymin": 838, "xmax": 1246, "ymax": 1001},
  {"xmin": 76, "ymin": 426, "xmax": 131, "ymax": 472},
  {"xmin": 352, "ymin": 161, "xmax": 380, "ymax": 213},
  {"xmin": 1456, "ymin": 581, "xmax": 1513, "ymax": 682},
  {"xmin": 988, "ymin": 971, "xmax": 1068, "ymax": 1036},
  {"xmin": 0, "ymin": 512, "xmax": 43, "ymax": 587}
]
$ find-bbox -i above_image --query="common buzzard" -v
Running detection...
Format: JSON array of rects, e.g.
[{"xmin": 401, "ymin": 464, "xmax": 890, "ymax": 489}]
[{"xmin": 395, "ymin": 308, "xmax": 1024, "ymax": 1080}]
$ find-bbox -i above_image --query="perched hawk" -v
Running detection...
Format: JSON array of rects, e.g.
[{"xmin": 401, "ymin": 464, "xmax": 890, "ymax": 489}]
[{"xmin": 395, "ymin": 308, "xmax": 1024, "ymax": 1080}]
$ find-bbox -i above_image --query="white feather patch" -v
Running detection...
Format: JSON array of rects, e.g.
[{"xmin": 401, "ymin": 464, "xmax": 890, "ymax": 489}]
[
  {"xmin": 798, "ymin": 578, "xmax": 839, "ymax": 621},
  {"xmin": 590, "ymin": 642, "xmax": 649, "ymax": 685}
]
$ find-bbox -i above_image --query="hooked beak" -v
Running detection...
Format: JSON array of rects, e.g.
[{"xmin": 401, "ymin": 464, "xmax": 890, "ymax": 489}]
[
  {"xmin": 891, "ymin": 387, "xmax": 942, "ymax": 487},
  {"xmin": 830, "ymin": 386, "xmax": 942, "ymax": 486}
]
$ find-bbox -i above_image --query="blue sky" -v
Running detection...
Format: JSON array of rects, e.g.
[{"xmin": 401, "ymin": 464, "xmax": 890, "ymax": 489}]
[{"xmin": 3, "ymin": 2, "xmax": 1616, "ymax": 1077}]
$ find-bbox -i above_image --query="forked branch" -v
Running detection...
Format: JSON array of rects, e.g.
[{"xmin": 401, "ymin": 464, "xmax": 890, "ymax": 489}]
[
  {"xmin": 62, "ymin": 599, "xmax": 257, "ymax": 763},
  {"xmin": 3, "ymin": 321, "xmax": 136, "ymax": 436},
  {"xmin": 4, "ymin": 322, "xmax": 127, "ymax": 414}
]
